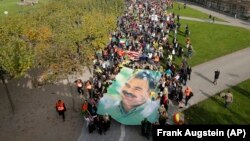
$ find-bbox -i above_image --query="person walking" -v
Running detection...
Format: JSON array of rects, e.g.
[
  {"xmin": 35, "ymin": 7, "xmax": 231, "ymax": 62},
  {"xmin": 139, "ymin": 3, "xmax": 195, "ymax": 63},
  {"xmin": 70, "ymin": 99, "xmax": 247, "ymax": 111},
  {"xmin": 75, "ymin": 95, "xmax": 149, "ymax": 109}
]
[
  {"xmin": 184, "ymin": 86, "xmax": 193, "ymax": 106},
  {"xmin": 185, "ymin": 24, "xmax": 189, "ymax": 37},
  {"xmin": 81, "ymin": 100, "xmax": 90, "ymax": 116},
  {"xmin": 224, "ymin": 90, "xmax": 233, "ymax": 108},
  {"xmin": 141, "ymin": 118, "xmax": 151, "ymax": 139},
  {"xmin": 213, "ymin": 70, "xmax": 220, "ymax": 85},
  {"xmin": 75, "ymin": 79, "xmax": 84, "ymax": 96},
  {"xmin": 55, "ymin": 100, "xmax": 66, "ymax": 121},
  {"xmin": 187, "ymin": 65, "xmax": 192, "ymax": 80},
  {"xmin": 103, "ymin": 113, "xmax": 111, "ymax": 132},
  {"xmin": 86, "ymin": 115, "xmax": 96, "ymax": 133}
]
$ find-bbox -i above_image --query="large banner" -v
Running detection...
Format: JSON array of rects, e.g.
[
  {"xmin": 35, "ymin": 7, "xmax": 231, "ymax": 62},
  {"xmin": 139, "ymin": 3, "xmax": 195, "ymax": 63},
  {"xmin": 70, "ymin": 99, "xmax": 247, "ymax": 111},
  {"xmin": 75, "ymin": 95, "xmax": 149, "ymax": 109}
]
[{"xmin": 97, "ymin": 67, "xmax": 162, "ymax": 125}]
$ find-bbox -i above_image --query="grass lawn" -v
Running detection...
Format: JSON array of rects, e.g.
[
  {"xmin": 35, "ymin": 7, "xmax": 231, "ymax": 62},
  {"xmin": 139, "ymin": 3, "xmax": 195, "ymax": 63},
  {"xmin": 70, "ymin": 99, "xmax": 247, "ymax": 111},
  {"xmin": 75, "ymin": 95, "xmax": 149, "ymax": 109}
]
[
  {"xmin": 165, "ymin": 19, "xmax": 250, "ymax": 67},
  {"xmin": 184, "ymin": 79, "xmax": 250, "ymax": 124},
  {"xmin": 0, "ymin": 0, "xmax": 49, "ymax": 19},
  {"xmin": 167, "ymin": 2, "xmax": 226, "ymax": 22}
]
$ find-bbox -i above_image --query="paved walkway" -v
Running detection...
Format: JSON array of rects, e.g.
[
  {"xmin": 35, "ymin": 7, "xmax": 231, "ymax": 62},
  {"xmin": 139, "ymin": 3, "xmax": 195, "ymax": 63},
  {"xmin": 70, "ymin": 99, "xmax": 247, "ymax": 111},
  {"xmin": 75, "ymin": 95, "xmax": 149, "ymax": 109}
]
[
  {"xmin": 180, "ymin": 16, "xmax": 242, "ymax": 27},
  {"xmin": 182, "ymin": 47, "xmax": 250, "ymax": 109},
  {"xmin": 178, "ymin": 0, "xmax": 250, "ymax": 30}
]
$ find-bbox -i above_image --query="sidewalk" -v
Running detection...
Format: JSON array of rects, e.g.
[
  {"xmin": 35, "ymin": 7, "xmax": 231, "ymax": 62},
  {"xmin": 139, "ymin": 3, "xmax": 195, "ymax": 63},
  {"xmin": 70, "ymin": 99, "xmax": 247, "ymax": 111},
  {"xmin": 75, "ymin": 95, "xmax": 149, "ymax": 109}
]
[
  {"xmin": 180, "ymin": 16, "xmax": 240, "ymax": 27},
  {"xmin": 178, "ymin": 0, "xmax": 250, "ymax": 30},
  {"xmin": 182, "ymin": 47, "xmax": 250, "ymax": 109}
]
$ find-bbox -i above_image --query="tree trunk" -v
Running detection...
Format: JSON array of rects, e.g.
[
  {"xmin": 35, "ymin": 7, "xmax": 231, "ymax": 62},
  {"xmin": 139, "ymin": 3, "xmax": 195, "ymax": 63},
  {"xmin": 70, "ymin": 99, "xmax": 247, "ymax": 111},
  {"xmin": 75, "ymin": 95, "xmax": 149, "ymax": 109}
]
[
  {"xmin": 87, "ymin": 65, "xmax": 92, "ymax": 74},
  {"xmin": 67, "ymin": 76, "xmax": 77, "ymax": 112},
  {"xmin": 0, "ymin": 73, "xmax": 15, "ymax": 114}
]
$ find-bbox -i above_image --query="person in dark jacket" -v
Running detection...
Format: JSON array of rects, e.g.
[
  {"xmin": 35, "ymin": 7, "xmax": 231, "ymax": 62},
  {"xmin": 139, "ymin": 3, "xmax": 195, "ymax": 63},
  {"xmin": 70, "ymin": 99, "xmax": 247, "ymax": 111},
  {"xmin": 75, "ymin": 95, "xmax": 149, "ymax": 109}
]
[
  {"xmin": 213, "ymin": 70, "xmax": 220, "ymax": 85},
  {"xmin": 141, "ymin": 118, "xmax": 151, "ymax": 139},
  {"xmin": 187, "ymin": 66, "xmax": 192, "ymax": 80}
]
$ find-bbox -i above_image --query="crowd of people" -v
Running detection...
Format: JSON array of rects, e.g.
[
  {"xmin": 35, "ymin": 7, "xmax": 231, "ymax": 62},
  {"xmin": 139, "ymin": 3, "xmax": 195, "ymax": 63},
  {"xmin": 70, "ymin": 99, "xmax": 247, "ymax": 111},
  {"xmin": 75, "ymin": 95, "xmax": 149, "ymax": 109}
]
[{"xmin": 58, "ymin": 0, "xmax": 196, "ymax": 136}]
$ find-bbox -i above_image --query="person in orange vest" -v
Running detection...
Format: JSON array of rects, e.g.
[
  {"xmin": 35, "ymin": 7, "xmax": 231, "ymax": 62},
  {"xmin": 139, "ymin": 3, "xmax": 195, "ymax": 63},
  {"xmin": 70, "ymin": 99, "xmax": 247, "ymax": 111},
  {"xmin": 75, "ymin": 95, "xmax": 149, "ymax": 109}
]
[
  {"xmin": 55, "ymin": 100, "xmax": 66, "ymax": 121},
  {"xmin": 184, "ymin": 86, "xmax": 193, "ymax": 106}
]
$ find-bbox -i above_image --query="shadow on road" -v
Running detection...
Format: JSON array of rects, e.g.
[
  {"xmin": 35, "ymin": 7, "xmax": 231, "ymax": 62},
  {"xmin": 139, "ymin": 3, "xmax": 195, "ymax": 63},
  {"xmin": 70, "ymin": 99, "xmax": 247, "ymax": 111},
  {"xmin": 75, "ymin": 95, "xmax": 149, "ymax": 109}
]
[
  {"xmin": 240, "ymin": 22, "xmax": 250, "ymax": 26},
  {"xmin": 199, "ymin": 89, "xmax": 224, "ymax": 106},
  {"xmin": 194, "ymin": 71, "xmax": 213, "ymax": 83},
  {"xmin": 227, "ymin": 73, "xmax": 240, "ymax": 78}
]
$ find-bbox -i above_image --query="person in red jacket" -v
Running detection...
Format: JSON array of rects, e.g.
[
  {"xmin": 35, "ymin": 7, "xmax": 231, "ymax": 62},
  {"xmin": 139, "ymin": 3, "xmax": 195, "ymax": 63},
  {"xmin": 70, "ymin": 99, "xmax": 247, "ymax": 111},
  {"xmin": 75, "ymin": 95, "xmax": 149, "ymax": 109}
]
[
  {"xmin": 81, "ymin": 100, "xmax": 90, "ymax": 116},
  {"xmin": 55, "ymin": 100, "xmax": 66, "ymax": 121}
]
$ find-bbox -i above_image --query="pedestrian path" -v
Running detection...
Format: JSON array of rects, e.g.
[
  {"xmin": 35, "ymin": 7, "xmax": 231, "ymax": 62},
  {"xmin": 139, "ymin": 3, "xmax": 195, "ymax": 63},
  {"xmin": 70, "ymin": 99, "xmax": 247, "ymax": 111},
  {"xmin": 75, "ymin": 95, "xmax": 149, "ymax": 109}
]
[
  {"xmin": 180, "ymin": 16, "xmax": 240, "ymax": 27},
  {"xmin": 178, "ymin": 0, "xmax": 250, "ymax": 30},
  {"xmin": 180, "ymin": 47, "xmax": 250, "ymax": 110}
]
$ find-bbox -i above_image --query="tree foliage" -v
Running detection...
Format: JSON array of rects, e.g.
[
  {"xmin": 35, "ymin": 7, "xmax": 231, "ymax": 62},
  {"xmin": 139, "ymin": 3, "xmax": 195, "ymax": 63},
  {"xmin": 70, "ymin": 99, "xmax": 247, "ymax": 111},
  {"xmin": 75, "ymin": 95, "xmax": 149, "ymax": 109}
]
[
  {"xmin": 0, "ymin": 16, "xmax": 35, "ymax": 78},
  {"xmin": 0, "ymin": 0, "xmax": 124, "ymax": 81}
]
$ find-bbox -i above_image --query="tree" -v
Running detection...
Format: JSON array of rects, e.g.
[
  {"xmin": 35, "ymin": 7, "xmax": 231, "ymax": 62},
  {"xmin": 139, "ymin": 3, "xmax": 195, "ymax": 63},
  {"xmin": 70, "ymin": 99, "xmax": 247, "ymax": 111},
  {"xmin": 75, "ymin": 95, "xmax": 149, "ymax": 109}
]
[
  {"xmin": 32, "ymin": 0, "xmax": 123, "ymax": 82},
  {"xmin": 0, "ymin": 0, "xmax": 124, "ymax": 112},
  {"xmin": 1, "ymin": 0, "xmax": 124, "ymax": 86},
  {"xmin": 0, "ymin": 16, "xmax": 35, "ymax": 113}
]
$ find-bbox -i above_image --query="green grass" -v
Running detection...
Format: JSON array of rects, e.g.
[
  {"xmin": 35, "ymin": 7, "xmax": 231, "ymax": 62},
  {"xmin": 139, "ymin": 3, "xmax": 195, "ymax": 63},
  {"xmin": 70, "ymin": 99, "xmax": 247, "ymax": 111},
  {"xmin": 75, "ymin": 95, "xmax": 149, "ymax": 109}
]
[
  {"xmin": 184, "ymin": 79, "xmax": 250, "ymax": 124},
  {"xmin": 168, "ymin": 2, "xmax": 226, "ymax": 22},
  {"xmin": 0, "ymin": 0, "xmax": 49, "ymax": 19},
  {"xmin": 169, "ymin": 19, "xmax": 250, "ymax": 66}
]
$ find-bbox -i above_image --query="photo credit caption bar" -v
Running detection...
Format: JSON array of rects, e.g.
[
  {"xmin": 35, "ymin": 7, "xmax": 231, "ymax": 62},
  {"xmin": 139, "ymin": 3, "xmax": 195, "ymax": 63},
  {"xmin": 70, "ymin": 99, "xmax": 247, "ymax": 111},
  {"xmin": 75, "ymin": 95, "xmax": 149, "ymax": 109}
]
[{"xmin": 152, "ymin": 125, "xmax": 249, "ymax": 141}]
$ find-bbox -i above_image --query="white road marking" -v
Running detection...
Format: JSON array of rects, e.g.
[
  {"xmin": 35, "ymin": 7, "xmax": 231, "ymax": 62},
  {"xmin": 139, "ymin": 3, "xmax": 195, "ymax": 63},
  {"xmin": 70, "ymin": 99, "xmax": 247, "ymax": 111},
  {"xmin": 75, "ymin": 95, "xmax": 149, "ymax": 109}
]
[{"xmin": 119, "ymin": 124, "xmax": 125, "ymax": 141}]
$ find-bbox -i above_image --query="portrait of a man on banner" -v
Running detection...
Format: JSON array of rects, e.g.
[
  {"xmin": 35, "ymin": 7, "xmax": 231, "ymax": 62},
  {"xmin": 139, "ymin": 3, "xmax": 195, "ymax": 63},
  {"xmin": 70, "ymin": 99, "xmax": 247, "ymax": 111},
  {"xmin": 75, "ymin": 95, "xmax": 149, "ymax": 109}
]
[{"xmin": 97, "ymin": 67, "xmax": 161, "ymax": 125}]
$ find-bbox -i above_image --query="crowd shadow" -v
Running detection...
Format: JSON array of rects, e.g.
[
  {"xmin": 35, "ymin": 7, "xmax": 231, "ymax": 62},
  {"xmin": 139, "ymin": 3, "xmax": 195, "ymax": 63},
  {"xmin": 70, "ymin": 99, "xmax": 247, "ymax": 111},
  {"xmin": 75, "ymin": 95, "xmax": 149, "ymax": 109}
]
[
  {"xmin": 184, "ymin": 106, "xmax": 223, "ymax": 124},
  {"xmin": 187, "ymin": 89, "xmax": 248, "ymax": 124},
  {"xmin": 226, "ymin": 84, "xmax": 250, "ymax": 98},
  {"xmin": 184, "ymin": 105, "xmax": 238, "ymax": 124},
  {"xmin": 199, "ymin": 88, "xmax": 248, "ymax": 124},
  {"xmin": 199, "ymin": 89, "xmax": 224, "ymax": 106}
]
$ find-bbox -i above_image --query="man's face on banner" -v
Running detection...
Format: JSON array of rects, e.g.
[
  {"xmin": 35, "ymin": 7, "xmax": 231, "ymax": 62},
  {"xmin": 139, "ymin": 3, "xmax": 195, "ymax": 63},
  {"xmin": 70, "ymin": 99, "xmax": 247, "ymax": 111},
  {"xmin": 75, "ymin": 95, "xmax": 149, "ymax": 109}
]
[{"xmin": 120, "ymin": 77, "xmax": 150, "ymax": 112}]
